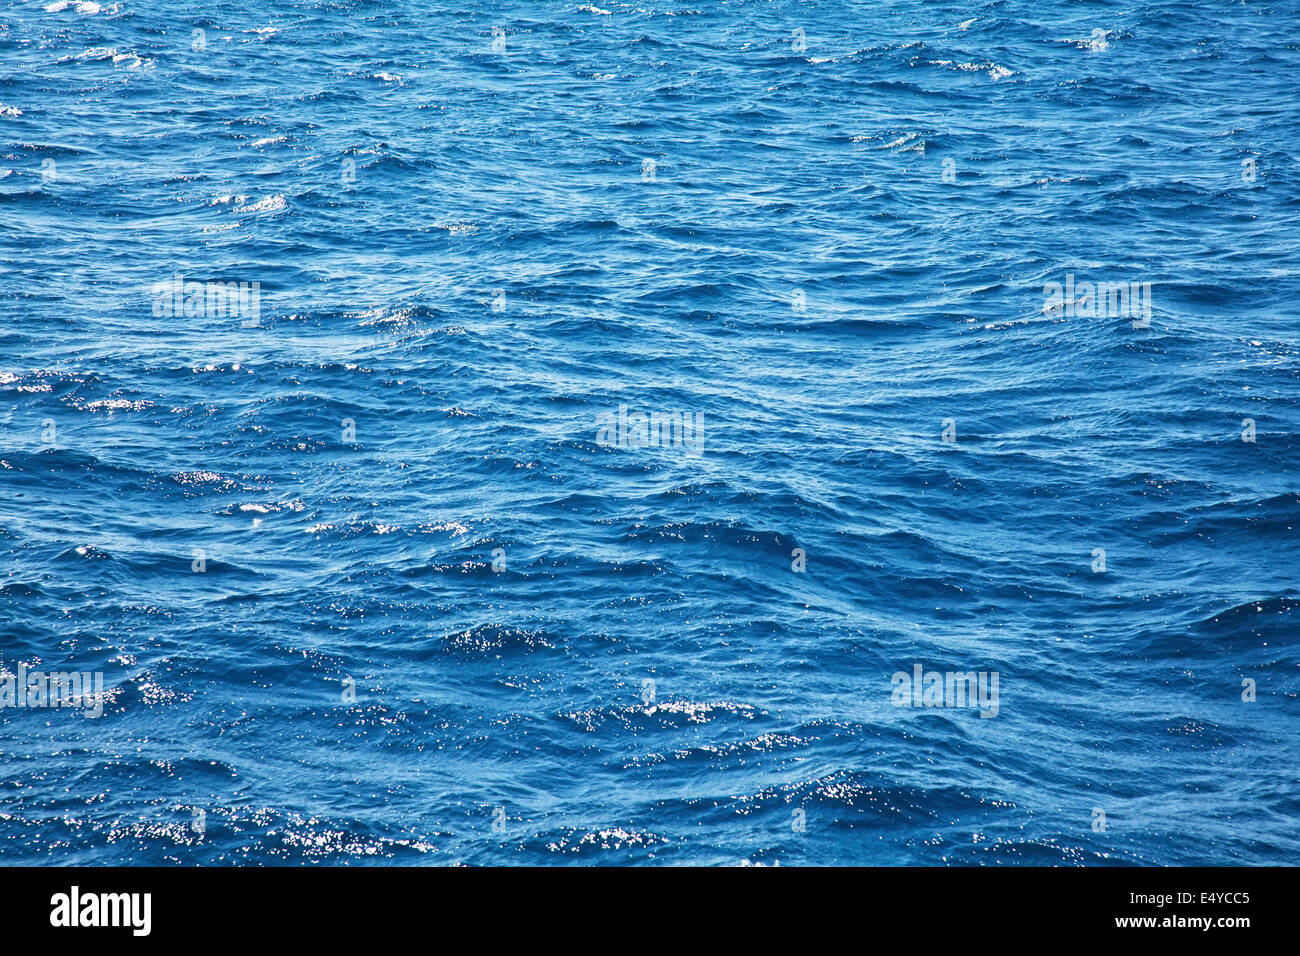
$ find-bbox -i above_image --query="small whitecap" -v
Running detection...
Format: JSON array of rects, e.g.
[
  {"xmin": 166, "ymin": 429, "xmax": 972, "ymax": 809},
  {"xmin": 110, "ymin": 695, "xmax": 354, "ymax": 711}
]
[
  {"xmin": 1073, "ymin": 30, "xmax": 1111, "ymax": 52},
  {"xmin": 235, "ymin": 194, "xmax": 287, "ymax": 213},
  {"xmin": 85, "ymin": 398, "xmax": 152, "ymax": 412},
  {"xmin": 66, "ymin": 46, "xmax": 115, "ymax": 62},
  {"xmin": 47, "ymin": 0, "xmax": 116, "ymax": 11}
]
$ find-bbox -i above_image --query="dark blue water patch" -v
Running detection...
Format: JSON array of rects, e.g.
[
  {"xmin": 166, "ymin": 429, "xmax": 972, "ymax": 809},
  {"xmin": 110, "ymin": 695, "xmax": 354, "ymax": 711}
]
[{"xmin": 0, "ymin": 0, "xmax": 1296, "ymax": 867}]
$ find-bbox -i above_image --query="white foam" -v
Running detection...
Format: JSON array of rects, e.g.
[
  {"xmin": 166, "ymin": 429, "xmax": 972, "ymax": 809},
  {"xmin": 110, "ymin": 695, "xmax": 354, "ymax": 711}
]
[{"xmin": 236, "ymin": 194, "xmax": 288, "ymax": 213}]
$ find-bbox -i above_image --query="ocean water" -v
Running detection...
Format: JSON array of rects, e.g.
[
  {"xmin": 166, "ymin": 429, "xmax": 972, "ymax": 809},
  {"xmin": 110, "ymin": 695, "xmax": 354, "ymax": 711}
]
[{"xmin": 1, "ymin": 0, "xmax": 1297, "ymax": 867}]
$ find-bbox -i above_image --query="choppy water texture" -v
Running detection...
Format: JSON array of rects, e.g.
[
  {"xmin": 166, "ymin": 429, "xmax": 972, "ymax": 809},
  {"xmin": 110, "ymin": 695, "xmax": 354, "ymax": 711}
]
[{"xmin": 1, "ymin": 0, "xmax": 1297, "ymax": 866}]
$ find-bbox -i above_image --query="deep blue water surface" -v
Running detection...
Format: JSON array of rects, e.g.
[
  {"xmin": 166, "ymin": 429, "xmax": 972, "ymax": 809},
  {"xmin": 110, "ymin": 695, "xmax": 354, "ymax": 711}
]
[{"xmin": 1, "ymin": 0, "xmax": 1298, "ymax": 865}]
